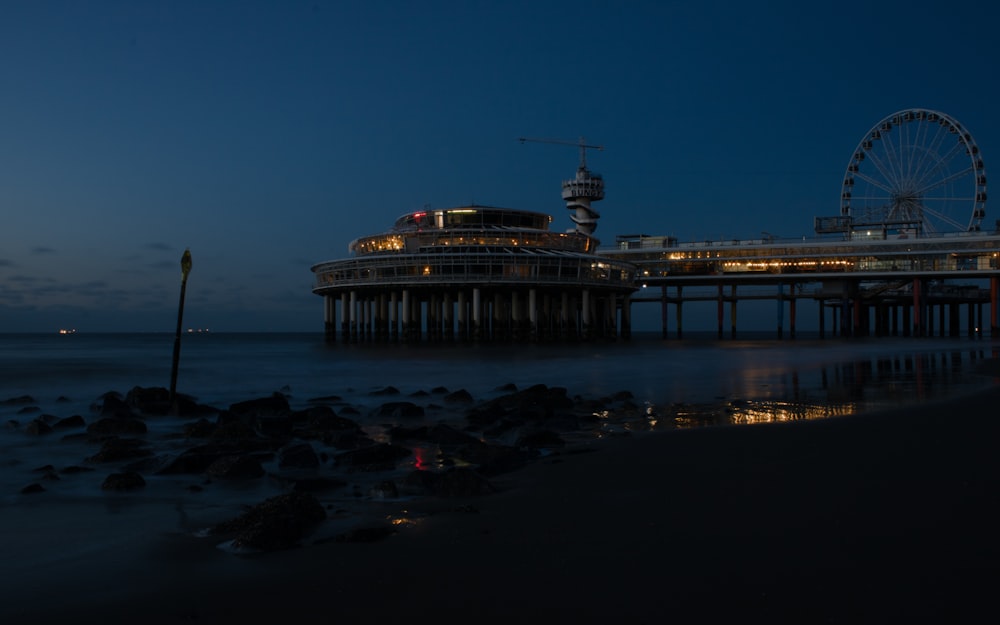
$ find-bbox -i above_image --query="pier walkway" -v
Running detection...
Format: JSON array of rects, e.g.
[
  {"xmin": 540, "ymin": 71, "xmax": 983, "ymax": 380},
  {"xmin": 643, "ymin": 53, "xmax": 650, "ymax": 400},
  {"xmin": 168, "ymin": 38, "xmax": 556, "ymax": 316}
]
[{"xmin": 600, "ymin": 230, "xmax": 1000, "ymax": 339}]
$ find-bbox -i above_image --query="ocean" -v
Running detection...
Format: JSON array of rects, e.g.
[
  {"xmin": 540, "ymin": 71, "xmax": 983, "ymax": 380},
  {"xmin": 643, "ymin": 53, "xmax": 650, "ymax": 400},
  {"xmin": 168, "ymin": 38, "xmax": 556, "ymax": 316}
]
[
  {"xmin": 2, "ymin": 331, "xmax": 996, "ymax": 419},
  {"xmin": 0, "ymin": 330, "xmax": 998, "ymax": 610},
  {"xmin": 3, "ymin": 330, "xmax": 997, "ymax": 500}
]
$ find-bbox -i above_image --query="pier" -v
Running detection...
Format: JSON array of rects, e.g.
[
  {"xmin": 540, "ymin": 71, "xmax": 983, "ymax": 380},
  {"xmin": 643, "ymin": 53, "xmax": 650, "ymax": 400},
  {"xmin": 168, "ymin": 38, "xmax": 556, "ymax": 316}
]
[
  {"xmin": 313, "ymin": 111, "xmax": 998, "ymax": 341},
  {"xmin": 605, "ymin": 232, "xmax": 1000, "ymax": 339}
]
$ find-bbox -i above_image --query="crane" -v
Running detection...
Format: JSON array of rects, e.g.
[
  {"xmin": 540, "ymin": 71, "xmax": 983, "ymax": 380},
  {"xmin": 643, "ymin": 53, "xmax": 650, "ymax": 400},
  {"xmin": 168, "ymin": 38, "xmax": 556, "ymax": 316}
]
[{"xmin": 518, "ymin": 136, "xmax": 603, "ymax": 171}]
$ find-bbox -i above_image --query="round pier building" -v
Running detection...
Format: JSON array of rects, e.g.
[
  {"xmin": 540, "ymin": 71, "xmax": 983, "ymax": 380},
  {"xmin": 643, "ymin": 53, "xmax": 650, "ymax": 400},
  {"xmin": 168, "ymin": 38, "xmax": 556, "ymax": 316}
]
[{"xmin": 311, "ymin": 173, "xmax": 638, "ymax": 342}]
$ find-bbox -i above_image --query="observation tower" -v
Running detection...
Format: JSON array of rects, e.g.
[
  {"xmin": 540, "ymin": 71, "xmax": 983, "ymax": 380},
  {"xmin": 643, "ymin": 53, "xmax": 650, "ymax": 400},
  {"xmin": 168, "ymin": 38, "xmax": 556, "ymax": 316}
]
[{"xmin": 519, "ymin": 137, "xmax": 605, "ymax": 240}]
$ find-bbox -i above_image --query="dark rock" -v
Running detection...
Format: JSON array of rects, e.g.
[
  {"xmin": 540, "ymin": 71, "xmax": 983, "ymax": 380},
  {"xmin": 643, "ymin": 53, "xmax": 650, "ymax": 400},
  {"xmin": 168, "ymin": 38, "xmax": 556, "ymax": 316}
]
[
  {"xmin": 443, "ymin": 389, "xmax": 474, "ymax": 404},
  {"xmin": 101, "ymin": 471, "xmax": 146, "ymax": 491},
  {"xmin": 494, "ymin": 383, "xmax": 517, "ymax": 392},
  {"xmin": 296, "ymin": 406, "xmax": 361, "ymax": 438},
  {"xmin": 86, "ymin": 437, "xmax": 153, "ymax": 463},
  {"xmin": 3, "ymin": 395, "xmax": 36, "ymax": 405},
  {"xmin": 278, "ymin": 442, "xmax": 320, "ymax": 469},
  {"xmin": 125, "ymin": 386, "xmax": 172, "ymax": 415},
  {"xmin": 426, "ymin": 424, "xmax": 480, "ymax": 445},
  {"xmin": 229, "ymin": 394, "xmax": 290, "ymax": 419},
  {"xmin": 256, "ymin": 415, "xmax": 294, "ymax": 439},
  {"xmin": 466, "ymin": 403, "xmax": 510, "ymax": 427},
  {"xmin": 372, "ymin": 401, "xmax": 424, "ymax": 420},
  {"xmin": 322, "ymin": 430, "xmax": 375, "ymax": 450},
  {"xmin": 369, "ymin": 386, "xmax": 400, "ymax": 396},
  {"xmin": 306, "ymin": 394, "xmax": 342, "ymax": 403},
  {"xmin": 184, "ymin": 418, "xmax": 217, "ymax": 438},
  {"xmin": 334, "ymin": 443, "xmax": 411, "ymax": 471},
  {"xmin": 288, "ymin": 477, "xmax": 347, "ymax": 493},
  {"xmin": 157, "ymin": 444, "xmax": 258, "ymax": 475},
  {"xmin": 56, "ymin": 396, "xmax": 72, "ymax": 403},
  {"xmin": 430, "ymin": 386, "xmax": 449, "ymax": 394},
  {"xmin": 515, "ymin": 428, "xmax": 566, "ymax": 449},
  {"xmin": 370, "ymin": 480, "xmax": 398, "ymax": 498},
  {"xmin": 388, "ymin": 425, "xmax": 428, "ymax": 441},
  {"xmin": 21, "ymin": 483, "xmax": 45, "ymax": 494},
  {"xmin": 98, "ymin": 393, "xmax": 136, "ymax": 419},
  {"xmin": 16, "ymin": 405, "xmax": 40, "ymax": 415},
  {"xmin": 86, "ymin": 417, "xmax": 147, "ymax": 436},
  {"xmin": 53, "ymin": 415, "xmax": 86, "ymax": 429},
  {"xmin": 211, "ymin": 420, "xmax": 259, "ymax": 442},
  {"xmin": 211, "ymin": 492, "xmax": 326, "ymax": 551},
  {"xmin": 123, "ymin": 455, "xmax": 171, "ymax": 473},
  {"xmin": 25, "ymin": 418, "xmax": 54, "ymax": 436},
  {"xmin": 60, "ymin": 465, "xmax": 95, "ymax": 474},
  {"xmin": 399, "ymin": 470, "xmax": 439, "ymax": 495},
  {"xmin": 206, "ymin": 455, "xmax": 265, "ymax": 479},
  {"xmin": 334, "ymin": 526, "xmax": 395, "ymax": 543}
]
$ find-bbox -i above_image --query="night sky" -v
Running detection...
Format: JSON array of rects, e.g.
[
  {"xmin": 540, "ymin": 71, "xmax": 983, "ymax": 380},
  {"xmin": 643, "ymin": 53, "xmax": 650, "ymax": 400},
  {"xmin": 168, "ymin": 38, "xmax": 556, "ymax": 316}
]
[{"xmin": 2, "ymin": 0, "xmax": 997, "ymax": 332}]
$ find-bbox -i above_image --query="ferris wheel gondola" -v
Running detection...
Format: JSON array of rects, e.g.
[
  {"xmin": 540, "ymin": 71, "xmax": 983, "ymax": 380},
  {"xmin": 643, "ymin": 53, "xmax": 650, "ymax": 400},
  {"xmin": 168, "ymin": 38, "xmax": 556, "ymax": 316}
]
[{"xmin": 840, "ymin": 109, "xmax": 987, "ymax": 235}]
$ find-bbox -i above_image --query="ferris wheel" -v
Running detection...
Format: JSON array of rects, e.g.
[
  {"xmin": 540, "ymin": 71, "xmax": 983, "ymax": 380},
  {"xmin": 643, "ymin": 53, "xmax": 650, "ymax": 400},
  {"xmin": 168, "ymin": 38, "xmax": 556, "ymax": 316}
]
[{"xmin": 841, "ymin": 109, "xmax": 987, "ymax": 234}]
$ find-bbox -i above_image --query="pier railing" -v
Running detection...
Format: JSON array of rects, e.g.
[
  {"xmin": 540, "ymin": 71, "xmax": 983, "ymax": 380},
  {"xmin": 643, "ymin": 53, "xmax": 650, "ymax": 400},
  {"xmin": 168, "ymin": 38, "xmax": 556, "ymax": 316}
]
[{"xmin": 313, "ymin": 251, "xmax": 637, "ymax": 292}]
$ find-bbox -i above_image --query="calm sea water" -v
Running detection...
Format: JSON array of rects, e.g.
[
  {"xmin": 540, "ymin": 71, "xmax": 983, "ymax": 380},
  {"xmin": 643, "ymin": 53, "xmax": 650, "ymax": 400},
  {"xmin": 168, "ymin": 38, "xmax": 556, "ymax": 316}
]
[
  {"xmin": 2, "ymin": 331, "xmax": 997, "ymax": 422},
  {"xmin": 0, "ymin": 330, "xmax": 998, "ymax": 601}
]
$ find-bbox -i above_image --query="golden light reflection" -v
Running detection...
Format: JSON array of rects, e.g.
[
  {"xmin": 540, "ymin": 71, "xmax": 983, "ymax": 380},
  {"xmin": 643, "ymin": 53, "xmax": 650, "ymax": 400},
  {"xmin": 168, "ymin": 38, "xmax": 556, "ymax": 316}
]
[
  {"xmin": 727, "ymin": 400, "xmax": 859, "ymax": 425},
  {"xmin": 386, "ymin": 511, "xmax": 423, "ymax": 527}
]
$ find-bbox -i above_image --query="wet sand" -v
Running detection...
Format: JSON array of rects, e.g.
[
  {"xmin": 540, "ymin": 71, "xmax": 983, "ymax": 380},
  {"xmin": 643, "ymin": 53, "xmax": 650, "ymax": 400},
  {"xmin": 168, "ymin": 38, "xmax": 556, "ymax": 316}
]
[{"xmin": 6, "ymin": 365, "xmax": 1000, "ymax": 624}]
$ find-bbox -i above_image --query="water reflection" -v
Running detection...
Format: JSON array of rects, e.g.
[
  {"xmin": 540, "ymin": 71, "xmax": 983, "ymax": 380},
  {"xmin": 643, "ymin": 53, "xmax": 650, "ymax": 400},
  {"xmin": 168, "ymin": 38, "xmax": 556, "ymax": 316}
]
[{"xmin": 593, "ymin": 346, "xmax": 994, "ymax": 434}]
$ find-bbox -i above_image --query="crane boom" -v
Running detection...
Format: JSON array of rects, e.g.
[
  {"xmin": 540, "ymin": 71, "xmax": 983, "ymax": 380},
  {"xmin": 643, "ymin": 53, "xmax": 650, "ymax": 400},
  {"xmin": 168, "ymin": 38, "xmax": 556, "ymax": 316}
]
[{"xmin": 518, "ymin": 136, "xmax": 603, "ymax": 170}]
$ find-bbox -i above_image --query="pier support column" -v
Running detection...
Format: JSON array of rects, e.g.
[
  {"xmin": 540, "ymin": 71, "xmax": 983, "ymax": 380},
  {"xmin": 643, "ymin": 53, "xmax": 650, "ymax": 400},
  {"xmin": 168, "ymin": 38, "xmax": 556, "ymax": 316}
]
[
  {"xmin": 362, "ymin": 297, "xmax": 371, "ymax": 340},
  {"xmin": 776, "ymin": 283, "xmax": 785, "ymax": 339},
  {"xmin": 717, "ymin": 285, "xmax": 725, "ymax": 339},
  {"xmin": 528, "ymin": 288, "xmax": 538, "ymax": 341},
  {"xmin": 991, "ymin": 276, "xmax": 999, "ymax": 337},
  {"xmin": 560, "ymin": 292, "xmax": 570, "ymax": 340},
  {"xmin": 349, "ymin": 291, "xmax": 358, "ymax": 342},
  {"xmin": 621, "ymin": 294, "xmax": 632, "ymax": 339},
  {"xmin": 340, "ymin": 293, "xmax": 349, "ymax": 341},
  {"xmin": 582, "ymin": 289, "xmax": 592, "ymax": 339},
  {"xmin": 443, "ymin": 292, "xmax": 454, "ymax": 340},
  {"xmin": 818, "ymin": 298, "xmax": 825, "ymax": 339},
  {"xmin": 606, "ymin": 295, "xmax": 616, "ymax": 339},
  {"xmin": 389, "ymin": 292, "xmax": 399, "ymax": 341},
  {"xmin": 789, "ymin": 288, "xmax": 797, "ymax": 339},
  {"xmin": 472, "ymin": 288, "xmax": 482, "ymax": 340},
  {"xmin": 457, "ymin": 291, "xmax": 467, "ymax": 340},
  {"xmin": 323, "ymin": 294, "xmax": 336, "ymax": 342},
  {"xmin": 913, "ymin": 279, "xmax": 923, "ymax": 337},
  {"xmin": 730, "ymin": 285, "xmax": 737, "ymax": 339},
  {"xmin": 661, "ymin": 285, "xmax": 669, "ymax": 339},
  {"xmin": 401, "ymin": 289, "xmax": 411, "ymax": 342},
  {"xmin": 494, "ymin": 293, "xmax": 505, "ymax": 340},
  {"xmin": 675, "ymin": 286, "xmax": 683, "ymax": 340}
]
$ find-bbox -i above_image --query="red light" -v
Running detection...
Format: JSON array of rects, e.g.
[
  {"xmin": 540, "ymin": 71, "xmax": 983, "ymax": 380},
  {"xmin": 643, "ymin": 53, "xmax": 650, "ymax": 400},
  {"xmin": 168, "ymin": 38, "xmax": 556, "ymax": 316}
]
[{"xmin": 412, "ymin": 211, "xmax": 426, "ymax": 219}]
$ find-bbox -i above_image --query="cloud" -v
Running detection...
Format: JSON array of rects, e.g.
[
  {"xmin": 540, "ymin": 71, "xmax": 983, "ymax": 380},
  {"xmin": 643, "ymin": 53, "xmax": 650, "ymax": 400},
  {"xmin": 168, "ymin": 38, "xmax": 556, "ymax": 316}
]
[
  {"xmin": 31, "ymin": 246, "xmax": 56, "ymax": 255},
  {"xmin": 146, "ymin": 242, "xmax": 173, "ymax": 251},
  {"xmin": 0, "ymin": 258, "xmax": 14, "ymax": 268}
]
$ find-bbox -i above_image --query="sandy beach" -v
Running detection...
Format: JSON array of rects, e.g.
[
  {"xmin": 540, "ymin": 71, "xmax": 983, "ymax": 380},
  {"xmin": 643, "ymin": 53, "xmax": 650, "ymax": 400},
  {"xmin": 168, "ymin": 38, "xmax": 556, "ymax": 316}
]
[{"xmin": 5, "ymin": 361, "xmax": 999, "ymax": 625}]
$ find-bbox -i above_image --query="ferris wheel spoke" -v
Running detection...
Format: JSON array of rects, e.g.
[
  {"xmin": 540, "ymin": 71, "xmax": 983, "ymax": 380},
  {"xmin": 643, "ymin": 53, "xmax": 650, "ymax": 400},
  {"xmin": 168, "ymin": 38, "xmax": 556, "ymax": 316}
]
[
  {"xmin": 921, "ymin": 204, "xmax": 967, "ymax": 231},
  {"xmin": 914, "ymin": 121, "xmax": 952, "ymax": 182},
  {"xmin": 853, "ymin": 170, "xmax": 895, "ymax": 195},
  {"xmin": 916, "ymin": 165, "xmax": 975, "ymax": 195},
  {"xmin": 863, "ymin": 150, "xmax": 902, "ymax": 191},
  {"xmin": 911, "ymin": 141, "xmax": 967, "ymax": 192}
]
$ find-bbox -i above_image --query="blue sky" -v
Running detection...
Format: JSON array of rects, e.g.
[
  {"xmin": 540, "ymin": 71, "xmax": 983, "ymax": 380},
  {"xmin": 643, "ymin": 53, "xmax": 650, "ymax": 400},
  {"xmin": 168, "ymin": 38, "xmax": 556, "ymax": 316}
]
[{"xmin": 1, "ymin": 0, "xmax": 997, "ymax": 332}]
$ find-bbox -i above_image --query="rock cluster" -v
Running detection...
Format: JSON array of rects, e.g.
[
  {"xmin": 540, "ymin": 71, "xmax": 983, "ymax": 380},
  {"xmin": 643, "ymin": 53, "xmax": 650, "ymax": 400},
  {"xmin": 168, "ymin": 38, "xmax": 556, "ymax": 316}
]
[{"xmin": 6, "ymin": 381, "xmax": 645, "ymax": 552}]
